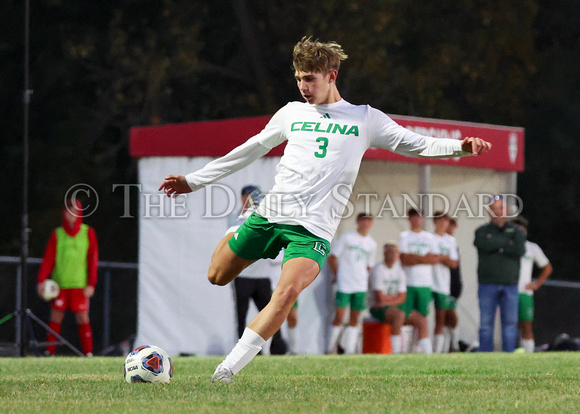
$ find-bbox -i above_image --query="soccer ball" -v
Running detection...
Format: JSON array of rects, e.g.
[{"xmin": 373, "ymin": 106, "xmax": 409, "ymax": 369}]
[
  {"xmin": 41, "ymin": 279, "xmax": 60, "ymax": 301},
  {"xmin": 123, "ymin": 345, "xmax": 173, "ymax": 383}
]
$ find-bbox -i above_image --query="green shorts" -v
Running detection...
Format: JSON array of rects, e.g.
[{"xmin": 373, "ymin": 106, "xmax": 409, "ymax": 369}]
[
  {"xmin": 228, "ymin": 213, "xmax": 331, "ymax": 270},
  {"xmin": 433, "ymin": 292, "xmax": 457, "ymax": 310},
  {"xmin": 291, "ymin": 300, "xmax": 298, "ymax": 310},
  {"xmin": 335, "ymin": 291, "xmax": 367, "ymax": 311},
  {"xmin": 370, "ymin": 305, "xmax": 407, "ymax": 322},
  {"xmin": 400, "ymin": 286, "xmax": 432, "ymax": 317},
  {"xmin": 518, "ymin": 293, "xmax": 534, "ymax": 322}
]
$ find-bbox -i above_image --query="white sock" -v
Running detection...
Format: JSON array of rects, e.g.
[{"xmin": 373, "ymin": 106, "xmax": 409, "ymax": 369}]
[
  {"xmin": 444, "ymin": 327, "xmax": 455, "ymax": 353},
  {"xmin": 261, "ymin": 337, "xmax": 272, "ymax": 356},
  {"xmin": 339, "ymin": 327, "xmax": 348, "ymax": 350},
  {"xmin": 287, "ymin": 326, "xmax": 299, "ymax": 354},
  {"xmin": 391, "ymin": 335, "xmax": 402, "ymax": 354},
  {"xmin": 411, "ymin": 328, "xmax": 420, "ymax": 353},
  {"xmin": 400, "ymin": 326, "xmax": 414, "ymax": 354},
  {"xmin": 419, "ymin": 337, "xmax": 433, "ymax": 354},
  {"xmin": 522, "ymin": 338, "xmax": 535, "ymax": 353},
  {"xmin": 221, "ymin": 327, "xmax": 265, "ymax": 375},
  {"xmin": 328, "ymin": 325, "xmax": 342, "ymax": 353},
  {"xmin": 433, "ymin": 334, "xmax": 445, "ymax": 353},
  {"xmin": 344, "ymin": 326, "xmax": 359, "ymax": 354}
]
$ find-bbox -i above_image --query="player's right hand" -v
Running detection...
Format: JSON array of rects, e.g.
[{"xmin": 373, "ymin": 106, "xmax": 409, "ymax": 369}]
[
  {"xmin": 424, "ymin": 253, "xmax": 441, "ymax": 264},
  {"xmin": 36, "ymin": 282, "xmax": 44, "ymax": 298},
  {"xmin": 159, "ymin": 174, "xmax": 192, "ymax": 197}
]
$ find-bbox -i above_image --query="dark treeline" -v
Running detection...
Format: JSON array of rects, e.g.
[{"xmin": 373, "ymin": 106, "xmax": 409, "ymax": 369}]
[{"xmin": 1, "ymin": 0, "xmax": 579, "ymax": 279}]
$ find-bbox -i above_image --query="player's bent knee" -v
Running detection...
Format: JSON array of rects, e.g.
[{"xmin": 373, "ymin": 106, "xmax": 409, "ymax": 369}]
[
  {"xmin": 207, "ymin": 271, "xmax": 228, "ymax": 286},
  {"xmin": 207, "ymin": 256, "xmax": 234, "ymax": 285},
  {"xmin": 207, "ymin": 265, "xmax": 227, "ymax": 286},
  {"xmin": 207, "ymin": 273, "xmax": 219, "ymax": 285}
]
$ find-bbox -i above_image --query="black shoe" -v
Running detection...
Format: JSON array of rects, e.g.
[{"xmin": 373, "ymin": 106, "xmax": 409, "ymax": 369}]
[
  {"xmin": 270, "ymin": 331, "xmax": 288, "ymax": 355},
  {"xmin": 458, "ymin": 340, "xmax": 469, "ymax": 352}
]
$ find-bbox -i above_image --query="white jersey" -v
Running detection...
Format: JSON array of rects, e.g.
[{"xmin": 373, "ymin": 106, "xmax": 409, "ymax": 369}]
[
  {"xmin": 331, "ymin": 230, "xmax": 377, "ymax": 293},
  {"xmin": 185, "ymin": 99, "xmax": 470, "ymax": 242},
  {"xmin": 432, "ymin": 233, "xmax": 459, "ymax": 295},
  {"xmin": 368, "ymin": 261, "xmax": 406, "ymax": 308},
  {"xmin": 518, "ymin": 241, "xmax": 550, "ymax": 295},
  {"xmin": 398, "ymin": 230, "xmax": 438, "ymax": 287}
]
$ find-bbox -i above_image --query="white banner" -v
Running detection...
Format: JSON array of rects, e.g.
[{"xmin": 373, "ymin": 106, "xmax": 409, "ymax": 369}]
[{"xmin": 136, "ymin": 156, "xmax": 512, "ymax": 355}]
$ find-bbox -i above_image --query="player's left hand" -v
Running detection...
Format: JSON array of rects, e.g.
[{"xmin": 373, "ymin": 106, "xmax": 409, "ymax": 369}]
[
  {"xmin": 461, "ymin": 137, "xmax": 492, "ymax": 155},
  {"xmin": 525, "ymin": 282, "xmax": 540, "ymax": 291},
  {"xmin": 84, "ymin": 286, "xmax": 95, "ymax": 298}
]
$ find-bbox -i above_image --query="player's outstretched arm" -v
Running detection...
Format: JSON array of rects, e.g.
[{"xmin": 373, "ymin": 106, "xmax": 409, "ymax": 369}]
[
  {"xmin": 159, "ymin": 174, "xmax": 192, "ymax": 198},
  {"xmin": 461, "ymin": 137, "xmax": 492, "ymax": 155}
]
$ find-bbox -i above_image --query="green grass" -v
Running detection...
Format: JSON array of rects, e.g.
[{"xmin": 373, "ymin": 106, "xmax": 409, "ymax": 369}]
[{"xmin": 1, "ymin": 353, "xmax": 579, "ymax": 413}]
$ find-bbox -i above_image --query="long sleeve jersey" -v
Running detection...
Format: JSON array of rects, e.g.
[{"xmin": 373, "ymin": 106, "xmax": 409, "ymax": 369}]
[{"xmin": 186, "ymin": 99, "xmax": 471, "ymax": 242}]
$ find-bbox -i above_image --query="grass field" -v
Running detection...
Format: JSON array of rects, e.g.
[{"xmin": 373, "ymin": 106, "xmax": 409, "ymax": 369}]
[{"xmin": 1, "ymin": 353, "xmax": 579, "ymax": 413}]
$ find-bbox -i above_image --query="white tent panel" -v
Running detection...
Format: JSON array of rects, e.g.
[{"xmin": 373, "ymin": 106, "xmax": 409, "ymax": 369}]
[
  {"xmin": 135, "ymin": 156, "xmax": 513, "ymax": 355},
  {"xmin": 135, "ymin": 156, "xmax": 279, "ymax": 356}
]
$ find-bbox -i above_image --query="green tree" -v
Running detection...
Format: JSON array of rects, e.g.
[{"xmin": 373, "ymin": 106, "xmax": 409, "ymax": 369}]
[
  {"xmin": 1, "ymin": 0, "xmax": 578, "ymax": 282},
  {"xmin": 519, "ymin": 0, "xmax": 580, "ymax": 280}
]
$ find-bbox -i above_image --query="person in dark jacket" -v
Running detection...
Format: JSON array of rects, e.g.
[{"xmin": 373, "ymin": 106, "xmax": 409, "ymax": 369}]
[{"xmin": 474, "ymin": 196, "xmax": 526, "ymax": 352}]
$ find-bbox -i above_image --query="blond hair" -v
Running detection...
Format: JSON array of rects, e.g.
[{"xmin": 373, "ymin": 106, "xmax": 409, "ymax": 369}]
[{"xmin": 292, "ymin": 36, "xmax": 348, "ymax": 74}]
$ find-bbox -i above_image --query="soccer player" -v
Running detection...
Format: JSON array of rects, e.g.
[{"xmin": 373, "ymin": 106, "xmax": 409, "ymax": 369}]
[
  {"xmin": 447, "ymin": 218, "xmax": 463, "ymax": 301},
  {"xmin": 159, "ymin": 36, "xmax": 492, "ymax": 382},
  {"xmin": 37, "ymin": 199, "xmax": 98, "ymax": 357},
  {"xmin": 431, "ymin": 212, "xmax": 459, "ymax": 353},
  {"xmin": 446, "ymin": 217, "xmax": 462, "ymax": 351},
  {"xmin": 398, "ymin": 208, "xmax": 439, "ymax": 354},
  {"xmin": 368, "ymin": 243, "xmax": 407, "ymax": 354},
  {"xmin": 327, "ymin": 213, "xmax": 377, "ymax": 354},
  {"xmin": 513, "ymin": 216, "xmax": 553, "ymax": 353}
]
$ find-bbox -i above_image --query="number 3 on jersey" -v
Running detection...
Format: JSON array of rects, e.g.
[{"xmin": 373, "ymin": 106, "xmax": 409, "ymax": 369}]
[{"xmin": 314, "ymin": 137, "xmax": 329, "ymax": 158}]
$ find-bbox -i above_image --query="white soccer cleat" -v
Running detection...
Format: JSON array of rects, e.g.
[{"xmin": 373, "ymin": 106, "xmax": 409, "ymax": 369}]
[{"xmin": 210, "ymin": 363, "xmax": 233, "ymax": 383}]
